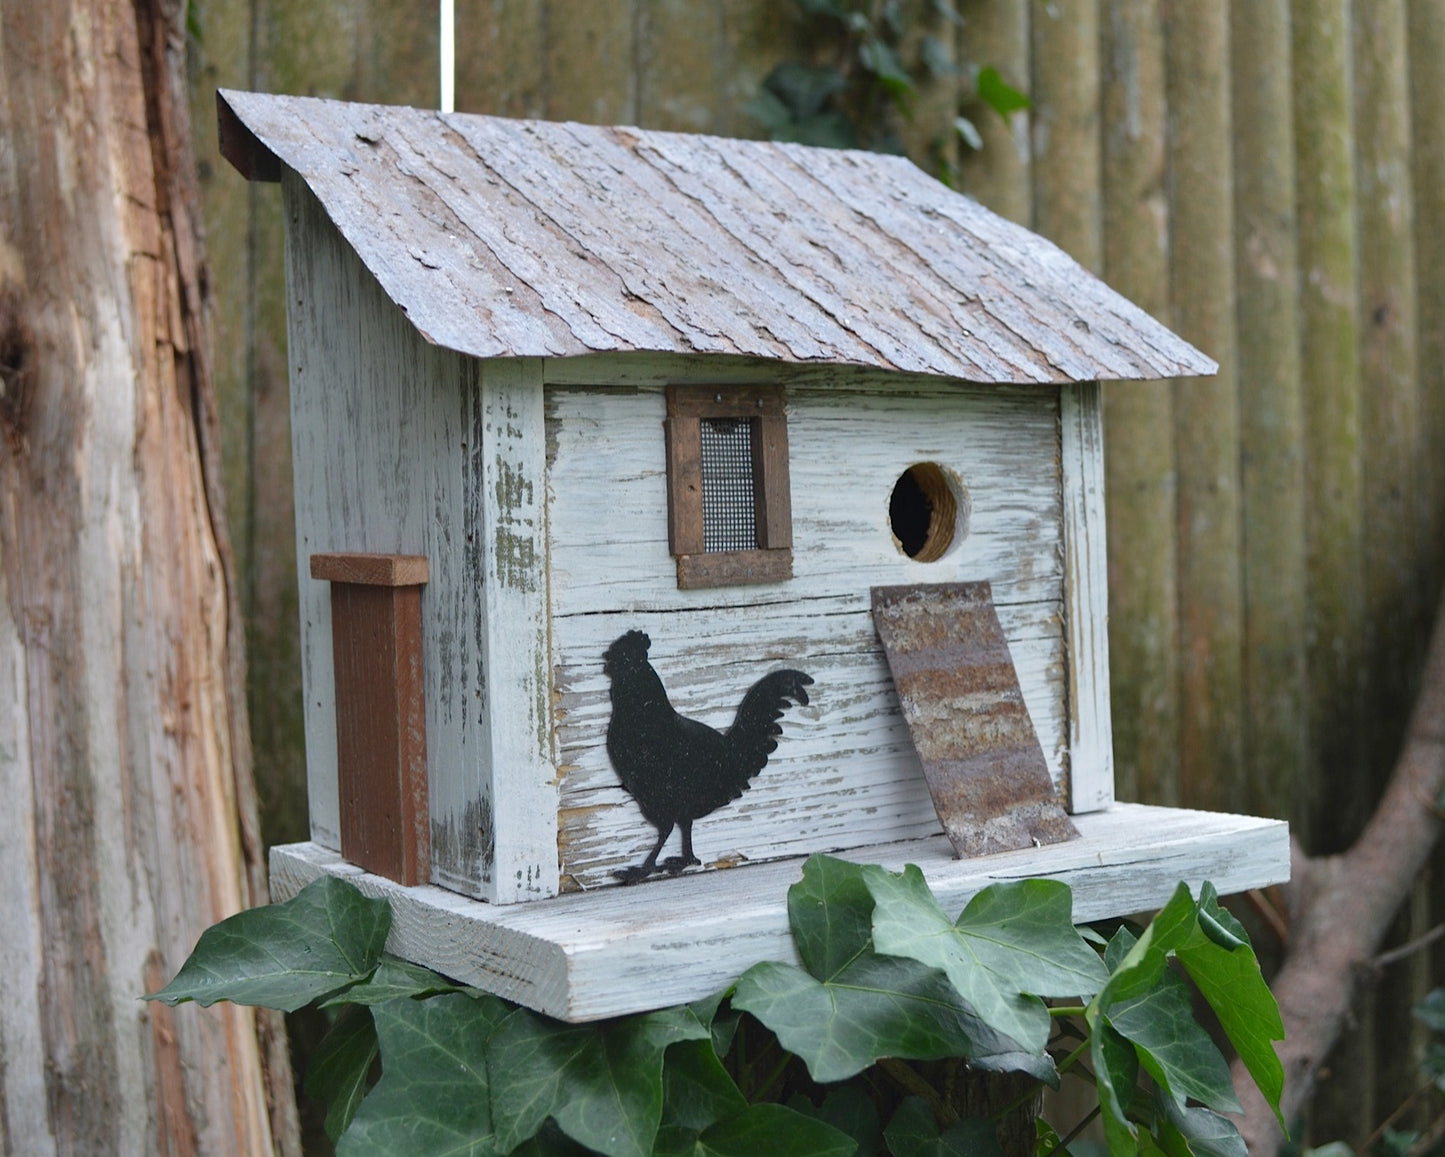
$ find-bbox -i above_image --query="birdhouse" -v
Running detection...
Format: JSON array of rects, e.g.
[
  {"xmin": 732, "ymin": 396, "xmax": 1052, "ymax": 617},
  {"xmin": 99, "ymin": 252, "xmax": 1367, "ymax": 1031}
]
[{"xmin": 218, "ymin": 90, "xmax": 1289, "ymax": 1021}]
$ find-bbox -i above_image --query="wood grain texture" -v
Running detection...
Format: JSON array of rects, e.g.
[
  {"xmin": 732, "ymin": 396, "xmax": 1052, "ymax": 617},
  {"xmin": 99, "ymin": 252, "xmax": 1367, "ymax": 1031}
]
[
  {"xmin": 473, "ymin": 356, "xmax": 557, "ymax": 902},
  {"xmin": 1029, "ymin": 0, "xmax": 1101, "ymax": 271},
  {"xmin": 270, "ymin": 803, "xmax": 1290, "ymax": 1022},
  {"xmin": 284, "ymin": 177, "xmax": 555, "ymax": 903},
  {"xmin": 956, "ymin": 0, "xmax": 1031, "ymax": 224},
  {"xmin": 547, "ymin": 379, "xmax": 1077, "ymax": 889},
  {"xmin": 753, "ymin": 410, "xmax": 792, "ymax": 550},
  {"xmin": 1098, "ymin": 0, "xmax": 1177, "ymax": 806},
  {"xmin": 1411, "ymin": 0, "xmax": 1445, "ymax": 607},
  {"xmin": 1352, "ymin": 3, "xmax": 1423, "ymax": 1120},
  {"xmin": 1353, "ymin": 0, "xmax": 1421, "ymax": 810},
  {"xmin": 1231, "ymin": 0, "xmax": 1307, "ymax": 820},
  {"xmin": 217, "ymin": 89, "xmax": 1215, "ymax": 384},
  {"xmin": 455, "ymin": 0, "xmax": 546, "ymax": 118},
  {"xmin": 664, "ymin": 414, "xmax": 704, "ymax": 556},
  {"xmin": 544, "ymin": 0, "xmax": 638, "ymax": 124},
  {"xmin": 0, "ymin": 1, "xmax": 289, "ymax": 1149},
  {"xmin": 327, "ymin": 582, "xmax": 430, "ymax": 886},
  {"xmin": 310, "ymin": 552, "xmax": 430, "ymax": 587},
  {"xmin": 637, "ymin": 0, "xmax": 724, "ymax": 134},
  {"xmin": 1061, "ymin": 383, "xmax": 1114, "ymax": 812},
  {"xmin": 714, "ymin": 0, "xmax": 792, "ymax": 140},
  {"xmin": 1293, "ymin": 0, "xmax": 1365, "ymax": 849},
  {"xmin": 675, "ymin": 550, "xmax": 792, "ymax": 590},
  {"xmin": 1165, "ymin": 2, "xmax": 1243, "ymax": 812}
]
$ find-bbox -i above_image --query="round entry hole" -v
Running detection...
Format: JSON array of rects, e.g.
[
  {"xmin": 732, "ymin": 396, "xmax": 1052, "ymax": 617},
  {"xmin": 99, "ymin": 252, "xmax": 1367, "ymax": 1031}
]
[{"xmin": 889, "ymin": 463, "xmax": 968, "ymax": 562}]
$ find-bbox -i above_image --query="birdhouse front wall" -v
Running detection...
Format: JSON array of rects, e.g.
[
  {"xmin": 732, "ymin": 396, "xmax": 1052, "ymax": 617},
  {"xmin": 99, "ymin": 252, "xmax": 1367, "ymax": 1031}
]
[
  {"xmin": 284, "ymin": 173, "xmax": 1114, "ymax": 907},
  {"xmin": 542, "ymin": 360, "xmax": 1101, "ymax": 891}
]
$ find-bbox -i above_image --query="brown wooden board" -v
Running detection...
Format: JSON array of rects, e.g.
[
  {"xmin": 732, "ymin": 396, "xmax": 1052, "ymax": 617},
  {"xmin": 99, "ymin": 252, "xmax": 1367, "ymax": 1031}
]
[
  {"xmin": 321, "ymin": 562, "xmax": 430, "ymax": 886},
  {"xmin": 674, "ymin": 549, "xmax": 792, "ymax": 590},
  {"xmin": 872, "ymin": 582, "xmax": 1077, "ymax": 857},
  {"xmin": 310, "ymin": 551, "xmax": 430, "ymax": 587}
]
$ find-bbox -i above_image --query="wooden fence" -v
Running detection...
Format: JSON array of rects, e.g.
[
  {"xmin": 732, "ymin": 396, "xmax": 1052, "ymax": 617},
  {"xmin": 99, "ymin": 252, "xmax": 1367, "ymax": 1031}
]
[{"xmin": 187, "ymin": 0, "xmax": 1445, "ymax": 1144}]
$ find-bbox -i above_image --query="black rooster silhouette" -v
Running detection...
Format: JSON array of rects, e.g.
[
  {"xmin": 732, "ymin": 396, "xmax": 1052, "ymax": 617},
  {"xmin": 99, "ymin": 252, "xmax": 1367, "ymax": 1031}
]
[{"xmin": 602, "ymin": 630, "xmax": 814, "ymax": 883}]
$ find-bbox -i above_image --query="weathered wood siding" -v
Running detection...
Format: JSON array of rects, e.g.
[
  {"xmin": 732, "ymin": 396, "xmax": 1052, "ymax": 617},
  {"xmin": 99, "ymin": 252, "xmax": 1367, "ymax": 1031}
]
[
  {"xmin": 545, "ymin": 369, "xmax": 1069, "ymax": 888},
  {"xmin": 283, "ymin": 175, "xmax": 555, "ymax": 904}
]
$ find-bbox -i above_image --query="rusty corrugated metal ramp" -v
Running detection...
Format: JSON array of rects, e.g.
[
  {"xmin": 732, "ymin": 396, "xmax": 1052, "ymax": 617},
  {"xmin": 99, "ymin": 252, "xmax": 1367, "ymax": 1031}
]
[
  {"xmin": 218, "ymin": 89, "xmax": 1216, "ymax": 385},
  {"xmin": 872, "ymin": 582, "xmax": 1078, "ymax": 857}
]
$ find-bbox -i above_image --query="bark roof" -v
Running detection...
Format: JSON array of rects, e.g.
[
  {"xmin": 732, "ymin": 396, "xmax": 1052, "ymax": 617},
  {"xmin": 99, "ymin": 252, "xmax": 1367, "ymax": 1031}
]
[{"xmin": 219, "ymin": 89, "xmax": 1215, "ymax": 384}]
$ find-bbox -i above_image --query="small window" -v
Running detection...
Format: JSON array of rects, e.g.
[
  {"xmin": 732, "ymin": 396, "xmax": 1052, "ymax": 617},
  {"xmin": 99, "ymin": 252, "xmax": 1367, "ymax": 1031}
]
[{"xmin": 665, "ymin": 385, "xmax": 792, "ymax": 589}]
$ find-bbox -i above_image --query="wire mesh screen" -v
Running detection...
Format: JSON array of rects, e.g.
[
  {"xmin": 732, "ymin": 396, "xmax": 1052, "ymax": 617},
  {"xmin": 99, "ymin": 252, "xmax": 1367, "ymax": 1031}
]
[{"xmin": 699, "ymin": 417, "xmax": 758, "ymax": 552}]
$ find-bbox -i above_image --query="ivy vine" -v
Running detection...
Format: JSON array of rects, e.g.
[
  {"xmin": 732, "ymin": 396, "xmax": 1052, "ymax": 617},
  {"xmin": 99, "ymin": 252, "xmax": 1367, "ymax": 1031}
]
[
  {"xmin": 150, "ymin": 857, "xmax": 1285, "ymax": 1155},
  {"xmin": 745, "ymin": 0, "xmax": 1029, "ymax": 183}
]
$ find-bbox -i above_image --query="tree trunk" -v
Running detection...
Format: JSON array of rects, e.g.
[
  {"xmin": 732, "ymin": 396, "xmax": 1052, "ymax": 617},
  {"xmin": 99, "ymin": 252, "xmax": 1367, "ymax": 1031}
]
[{"xmin": 0, "ymin": 0, "xmax": 299, "ymax": 1153}]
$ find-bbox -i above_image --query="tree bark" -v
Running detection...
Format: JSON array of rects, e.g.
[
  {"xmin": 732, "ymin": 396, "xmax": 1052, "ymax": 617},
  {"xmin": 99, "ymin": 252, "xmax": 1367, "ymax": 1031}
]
[
  {"xmin": 1234, "ymin": 585, "xmax": 1445, "ymax": 1153},
  {"xmin": 0, "ymin": 0, "xmax": 299, "ymax": 1153}
]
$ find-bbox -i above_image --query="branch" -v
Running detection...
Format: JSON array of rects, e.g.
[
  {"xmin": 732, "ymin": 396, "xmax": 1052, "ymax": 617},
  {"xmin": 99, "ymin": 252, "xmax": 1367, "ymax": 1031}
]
[{"xmin": 1233, "ymin": 586, "xmax": 1445, "ymax": 1154}]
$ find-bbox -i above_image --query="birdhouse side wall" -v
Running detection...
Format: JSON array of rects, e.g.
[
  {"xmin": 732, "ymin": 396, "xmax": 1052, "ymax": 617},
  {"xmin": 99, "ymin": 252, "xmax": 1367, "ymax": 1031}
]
[
  {"xmin": 283, "ymin": 174, "xmax": 555, "ymax": 904},
  {"xmin": 543, "ymin": 367, "xmax": 1075, "ymax": 890},
  {"xmin": 1061, "ymin": 382, "xmax": 1113, "ymax": 811}
]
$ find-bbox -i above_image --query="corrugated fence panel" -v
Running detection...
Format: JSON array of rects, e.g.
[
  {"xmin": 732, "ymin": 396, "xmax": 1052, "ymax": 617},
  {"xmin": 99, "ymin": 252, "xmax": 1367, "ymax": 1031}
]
[
  {"xmin": 1230, "ymin": 0, "xmax": 1307, "ymax": 823},
  {"xmin": 1099, "ymin": 0, "xmax": 1176, "ymax": 807}
]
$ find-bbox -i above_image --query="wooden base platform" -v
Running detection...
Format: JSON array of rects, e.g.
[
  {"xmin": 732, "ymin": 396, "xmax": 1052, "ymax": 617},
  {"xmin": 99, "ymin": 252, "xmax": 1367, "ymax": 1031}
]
[{"xmin": 269, "ymin": 802, "xmax": 1289, "ymax": 1023}]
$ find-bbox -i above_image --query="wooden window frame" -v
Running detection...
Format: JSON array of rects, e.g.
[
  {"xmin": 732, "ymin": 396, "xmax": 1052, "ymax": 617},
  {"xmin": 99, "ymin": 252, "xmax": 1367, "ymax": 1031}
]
[{"xmin": 665, "ymin": 384, "xmax": 793, "ymax": 589}]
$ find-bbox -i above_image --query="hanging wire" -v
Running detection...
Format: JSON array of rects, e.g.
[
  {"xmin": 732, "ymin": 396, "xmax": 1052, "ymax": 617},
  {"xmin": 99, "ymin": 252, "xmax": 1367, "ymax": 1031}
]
[{"xmin": 440, "ymin": 0, "xmax": 455, "ymax": 113}]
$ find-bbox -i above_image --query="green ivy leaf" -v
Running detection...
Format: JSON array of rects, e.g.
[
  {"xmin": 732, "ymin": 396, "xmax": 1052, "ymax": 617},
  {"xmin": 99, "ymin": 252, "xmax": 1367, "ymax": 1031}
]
[
  {"xmin": 1088, "ymin": 1019, "xmax": 1140, "ymax": 1157},
  {"xmin": 743, "ymin": 89, "xmax": 794, "ymax": 135},
  {"xmin": 953, "ymin": 117, "xmax": 983, "ymax": 152},
  {"xmin": 672, "ymin": 1104, "xmax": 857, "ymax": 1157},
  {"xmin": 323, "ymin": 955, "xmax": 467, "ymax": 1008},
  {"xmin": 1151, "ymin": 1087, "xmax": 1247, "ymax": 1157},
  {"xmin": 659, "ymin": 1039, "xmax": 747, "ymax": 1137},
  {"xmin": 655, "ymin": 1040, "xmax": 855, "ymax": 1157},
  {"xmin": 763, "ymin": 62, "xmax": 848, "ymax": 119},
  {"xmin": 920, "ymin": 36, "xmax": 957, "ymax": 80},
  {"xmin": 976, "ymin": 66, "xmax": 1030, "ymax": 118},
  {"xmin": 146, "ymin": 876, "xmax": 390, "ymax": 1011},
  {"xmin": 1413, "ymin": 987, "xmax": 1445, "ymax": 1033},
  {"xmin": 858, "ymin": 38, "xmax": 915, "ymax": 98},
  {"xmin": 305, "ymin": 1004, "xmax": 378, "ymax": 1144},
  {"xmin": 735, "ymin": 956, "xmax": 1017, "ymax": 1083},
  {"xmin": 1104, "ymin": 960, "xmax": 1240, "ymax": 1114},
  {"xmin": 1173, "ymin": 886, "xmax": 1284, "ymax": 1127},
  {"xmin": 1103, "ymin": 925, "xmax": 1139, "ymax": 972},
  {"xmin": 882, "ymin": 1097, "xmax": 1003, "ymax": 1157},
  {"xmin": 789, "ymin": 854, "xmax": 878, "ymax": 979},
  {"xmin": 931, "ymin": 0, "xmax": 963, "ymax": 25},
  {"xmin": 509, "ymin": 1122, "xmax": 594, "ymax": 1155},
  {"xmin": 795, "ymin": 0, "xmax": 850, "ymax": 19},
  {"xmin": 789, "ymin": 1086, "xmax": 883, "ymax": 1157},
  {"xmin": 488, "ymin": 1004, "xmax": 709, "ymax": 1157},
  {"xmin": 776, "ymin": 113, "xmax": 860, "ymax": 150},
  {"xmin": 735, "ymin": 858, "xmax": 1050, "ymax": 1083},
  {"xmin": 865, "ymin": 867, "xmax": 1108, "ymax": 1052},
  {"xmin": 337, "ymin": 992, "xmax": 512, "ymax": 1157},
  {"xmin": 1033, "ymin": 1118, "xmax": 1064, "ymax": 1155},
  {"xmin": 879, "ymin": 0, "xmax": 905, "ymax": 39}
]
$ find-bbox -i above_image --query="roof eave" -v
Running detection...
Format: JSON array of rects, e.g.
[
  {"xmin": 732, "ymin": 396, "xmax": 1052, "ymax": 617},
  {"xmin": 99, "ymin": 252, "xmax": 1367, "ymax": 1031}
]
[{"xmin": 218, "ymin": 90, "xmax": 282, "ymax": 183}]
